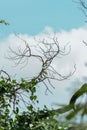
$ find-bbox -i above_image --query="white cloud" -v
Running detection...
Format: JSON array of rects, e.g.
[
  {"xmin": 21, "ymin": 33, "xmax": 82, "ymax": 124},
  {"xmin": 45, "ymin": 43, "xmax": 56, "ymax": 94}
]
[{"xmin": 0, "ymin": 26, "xmax": 87, "ymax": 108}]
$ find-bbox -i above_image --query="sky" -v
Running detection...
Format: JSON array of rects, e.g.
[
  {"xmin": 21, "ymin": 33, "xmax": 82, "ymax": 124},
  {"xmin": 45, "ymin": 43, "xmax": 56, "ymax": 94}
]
[
  {"xmin": 0, "ymin": 0, "xmax": 87, "ymax": 112},
  {"xmin": 0, "ymin": 0, "xmax": 85, "ymax": 36}
]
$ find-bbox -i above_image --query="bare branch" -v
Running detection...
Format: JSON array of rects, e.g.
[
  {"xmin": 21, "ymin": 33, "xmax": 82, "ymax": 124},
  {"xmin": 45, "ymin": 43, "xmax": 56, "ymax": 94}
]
[
  {"xmin": 83, "ymin": 40, "xmax": 87, "ymax": 46},
  {"xmin": 7, "ymin": 34, "xmax": 76, "ymax": 93},
  {"xmin": 73, "ymin": 0, "xmax": 87, "ymax": 18}
]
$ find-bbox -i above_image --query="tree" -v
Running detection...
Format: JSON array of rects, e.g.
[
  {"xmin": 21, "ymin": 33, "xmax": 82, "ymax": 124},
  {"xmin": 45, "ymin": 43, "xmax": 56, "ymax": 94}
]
[
  {"xmin": 11, "ymin": 1, "xmax": 87, "ymax": 129},
  {"xmin": 0, "ymin": 21, "xmax": 77, "ymax": 130},
  {"xmin": 1, "ymin": 5, "xmax": 87, "ymax": 128}
]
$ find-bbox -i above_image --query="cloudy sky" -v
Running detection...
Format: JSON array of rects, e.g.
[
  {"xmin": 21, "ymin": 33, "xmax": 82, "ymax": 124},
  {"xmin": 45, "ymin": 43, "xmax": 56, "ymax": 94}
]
[{"xmin": 0, "ymin": 0, "xmax": 87, "ymax": 108}]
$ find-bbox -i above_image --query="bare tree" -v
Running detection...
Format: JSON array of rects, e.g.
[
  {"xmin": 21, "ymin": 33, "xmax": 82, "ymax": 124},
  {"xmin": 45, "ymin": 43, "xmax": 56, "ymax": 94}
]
[{"xmin": 7, "ymin": 34, "xmax": 76, "ymax": 93}]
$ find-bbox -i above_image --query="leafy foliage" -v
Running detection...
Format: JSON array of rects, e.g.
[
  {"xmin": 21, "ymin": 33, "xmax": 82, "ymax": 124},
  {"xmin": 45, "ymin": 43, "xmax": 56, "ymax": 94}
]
[
  {"xmin": 0, "ymin": 73, "xmax": 68, "ymax": 130},
  {"xmin": 69, "ymin": 84, "xmax": 87, "ymax": 106},
  {"xmin": 0, "ymin": 64, "xmax": 87, "ymax": 129}
]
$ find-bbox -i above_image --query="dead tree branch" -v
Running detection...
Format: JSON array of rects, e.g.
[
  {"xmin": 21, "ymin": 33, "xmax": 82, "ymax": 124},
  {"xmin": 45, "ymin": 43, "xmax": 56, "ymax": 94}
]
[
  {"xmin": 73, "ymin": 0, "xmax": 87, "ymax": 18},
  {"xmin": 7, "ymin": 34, "xmax": 76, "ymax": 93}
]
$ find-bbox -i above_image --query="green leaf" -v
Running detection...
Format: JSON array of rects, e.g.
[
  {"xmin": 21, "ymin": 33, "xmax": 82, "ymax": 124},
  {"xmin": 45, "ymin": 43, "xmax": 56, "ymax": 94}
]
[
  {"xmin": 16, "ymin": 107, "xmax": 19, "ymax": 114},
  {"xmin": 5, "ymin": 108, "xmax": 10, "ymax": 114},
  {"xmin": 30, "ymin": 95, "xmax": 37, "ymax": 101},
  {"xmin": 66, "ymin": 108, "xmax": 81, "ymax": 120},
  {"xmin": 52, "ymin": 105, "xmax": 73, "ymax": 115},
  {"xmin": 27, "ymin": 105, "xmax": 33, "ymax": 111},
  {"xmin": 69, "ymin": 83, "xmax": 87, "ymax": 106},
  {"xmin": 12, "ymin": 80, "xmax": 17, "ymax": 84},
  {"xmin": 0, "ymin": 20, "xmax": 9, "ymax": 25}
]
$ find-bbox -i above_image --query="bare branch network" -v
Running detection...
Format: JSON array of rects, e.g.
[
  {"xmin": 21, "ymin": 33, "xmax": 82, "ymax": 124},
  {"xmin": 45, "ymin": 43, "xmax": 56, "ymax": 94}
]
[
  {"xmin": 0, "ymin": 34, "xmax": 76, "ymax": 111},
  {"xmin": 7, "ymin": 34, "xmax": 76, "ymax": 89}
]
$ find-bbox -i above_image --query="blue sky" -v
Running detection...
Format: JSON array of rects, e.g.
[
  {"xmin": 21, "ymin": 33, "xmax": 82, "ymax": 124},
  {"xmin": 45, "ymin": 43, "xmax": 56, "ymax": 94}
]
[{"xmin": 0, "ymin": 0, "xmax": 85, "ymax": 36}]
